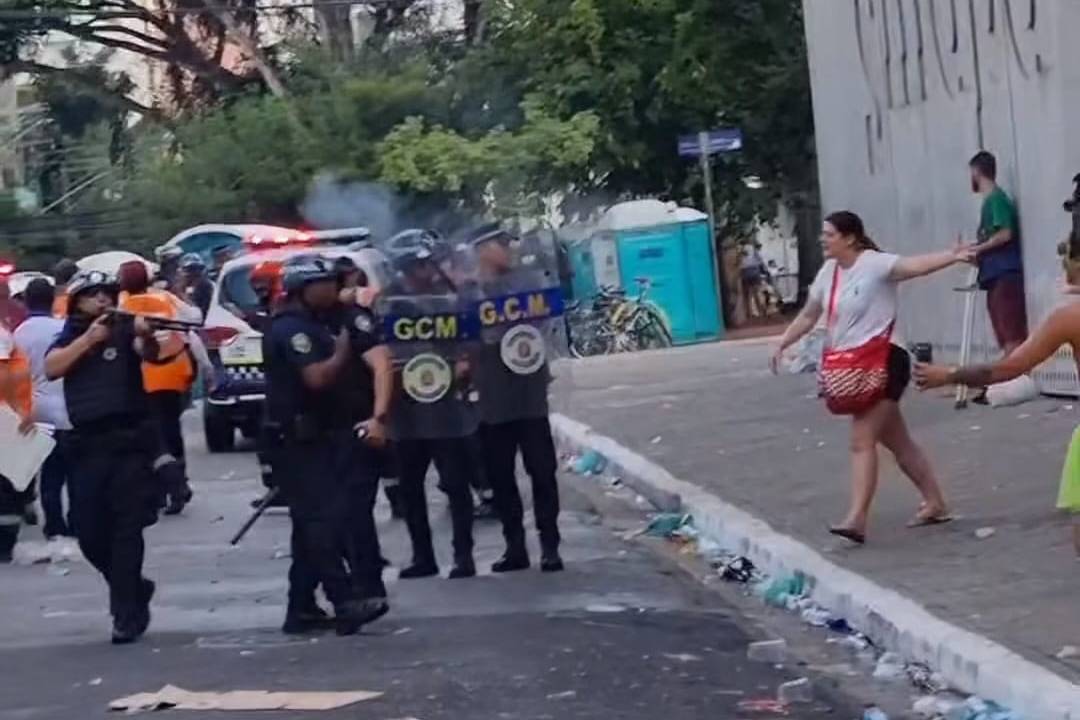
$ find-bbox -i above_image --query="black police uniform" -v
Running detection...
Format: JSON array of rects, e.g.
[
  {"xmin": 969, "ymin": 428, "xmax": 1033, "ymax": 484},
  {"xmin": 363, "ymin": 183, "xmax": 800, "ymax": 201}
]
[
  {"xmin": 265, "ymin": 304, "xmax": 380, "ymax": 631},
  {"xmin": 473, "ymin": 270, "xmax": 562, "ymax": 570},
  {"xmin": 327, "ymin": 302, "xmax": 388, "ymax": 600},
  {"xmin": 52, "ymin": 315, "xmax": 157, "ymax": 639}
]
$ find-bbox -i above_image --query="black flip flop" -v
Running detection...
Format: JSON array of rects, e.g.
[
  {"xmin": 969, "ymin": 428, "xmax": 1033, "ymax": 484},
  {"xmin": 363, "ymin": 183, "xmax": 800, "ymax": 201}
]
[{"xmin": 829, "ymin": 526, "xmax": 866, "ymax": 545}]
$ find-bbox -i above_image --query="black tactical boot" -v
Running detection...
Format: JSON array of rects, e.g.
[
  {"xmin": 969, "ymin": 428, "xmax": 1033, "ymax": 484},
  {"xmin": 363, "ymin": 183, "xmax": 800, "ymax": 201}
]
[
  {"xmin": 398, "ymin": 559, "xmax": 439, "ymax": 579},
  {"xmin": 448, "ymin": 555, "xmax": 476, "ymax": 579}
]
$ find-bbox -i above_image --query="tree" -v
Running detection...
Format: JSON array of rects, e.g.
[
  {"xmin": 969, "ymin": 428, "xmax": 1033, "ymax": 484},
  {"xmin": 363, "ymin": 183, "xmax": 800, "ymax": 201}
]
[
  {"xmin": 479, "ymin": 0, "xmax": 815, "ymax": 230},
  {"xmin": 0, "ymin": 0, "xmax": 281, "ymax": 111}
]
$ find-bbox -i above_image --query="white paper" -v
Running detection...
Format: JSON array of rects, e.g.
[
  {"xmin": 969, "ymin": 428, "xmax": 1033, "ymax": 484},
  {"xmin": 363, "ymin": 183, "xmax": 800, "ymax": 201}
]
[{"xmin": 0, "ymin": 405, "xmax": 55, "ymax": 492}]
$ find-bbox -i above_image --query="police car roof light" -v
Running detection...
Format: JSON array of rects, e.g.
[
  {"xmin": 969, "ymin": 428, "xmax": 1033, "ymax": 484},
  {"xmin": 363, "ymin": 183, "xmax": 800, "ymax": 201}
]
[{"xmin": 0, "ymin": 262, "xmax": 14, "ymax": 276}]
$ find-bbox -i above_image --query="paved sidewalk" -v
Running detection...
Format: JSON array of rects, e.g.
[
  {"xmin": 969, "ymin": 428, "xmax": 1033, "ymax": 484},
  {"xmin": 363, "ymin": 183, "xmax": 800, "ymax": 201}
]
[{"xmin": 554, "ymin": 341, "xmax": 1080, "ymax": 684}]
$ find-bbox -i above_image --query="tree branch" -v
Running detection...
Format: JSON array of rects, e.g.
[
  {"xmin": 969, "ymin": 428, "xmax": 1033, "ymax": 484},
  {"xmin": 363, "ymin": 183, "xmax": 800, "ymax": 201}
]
[{"xmin": 8, "ymin": 59, "xmax": 166, "ymax": 123}]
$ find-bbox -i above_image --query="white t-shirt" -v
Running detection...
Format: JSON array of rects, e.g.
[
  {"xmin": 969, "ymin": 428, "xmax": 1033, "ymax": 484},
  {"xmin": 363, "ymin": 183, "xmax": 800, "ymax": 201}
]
[
  {"xmin": 13, "ymin": 315, "xmax": 71, "ymax": 430},
  {"xmin": 808, "ymin": 251, "xmax": 900, "ymax": 351}
]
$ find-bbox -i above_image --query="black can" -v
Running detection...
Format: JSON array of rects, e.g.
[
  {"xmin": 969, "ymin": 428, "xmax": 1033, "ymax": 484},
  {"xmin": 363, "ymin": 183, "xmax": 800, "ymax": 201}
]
[{"xmin": 911, "ymin": 343, "xmax": 933, "ymax": 364}]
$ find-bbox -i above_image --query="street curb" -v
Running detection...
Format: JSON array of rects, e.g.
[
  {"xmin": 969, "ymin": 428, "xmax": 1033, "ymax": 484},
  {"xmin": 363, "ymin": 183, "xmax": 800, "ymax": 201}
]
[{"xmin": 550, "ymin": 413, "xmax": 1080, "ymax": 720}]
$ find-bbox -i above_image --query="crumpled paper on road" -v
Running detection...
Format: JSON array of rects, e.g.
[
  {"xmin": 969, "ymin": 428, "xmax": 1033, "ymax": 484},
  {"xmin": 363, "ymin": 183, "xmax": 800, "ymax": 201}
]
[{"xmin": 108, "ymin": 685, "xmax": 382, "ymax": 712}]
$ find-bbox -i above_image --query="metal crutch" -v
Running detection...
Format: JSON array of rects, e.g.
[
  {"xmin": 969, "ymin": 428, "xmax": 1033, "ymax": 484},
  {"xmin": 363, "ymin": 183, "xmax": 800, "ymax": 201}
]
[{"xmin": 954, "ymin": 266, "xmax": 979, "ymax": 409}]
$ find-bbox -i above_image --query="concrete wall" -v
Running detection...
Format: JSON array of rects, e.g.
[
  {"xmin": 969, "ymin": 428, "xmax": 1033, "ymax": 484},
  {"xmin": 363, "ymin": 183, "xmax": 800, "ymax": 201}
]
[{"xmin": 804, "ymin": 0, "xmax": 1080, "ymax": 393}]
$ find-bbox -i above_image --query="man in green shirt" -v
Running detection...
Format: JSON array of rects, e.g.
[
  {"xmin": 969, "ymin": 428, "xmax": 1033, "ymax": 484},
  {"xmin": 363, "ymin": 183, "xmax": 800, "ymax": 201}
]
[{"xmin": 969, "ymin": 151, "xmax": 1028, "ymax": 357}]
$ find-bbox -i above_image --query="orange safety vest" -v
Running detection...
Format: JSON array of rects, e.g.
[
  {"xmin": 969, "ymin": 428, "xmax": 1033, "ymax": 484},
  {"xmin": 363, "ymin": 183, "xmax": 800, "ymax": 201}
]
[
  {"xmin": 0, "ymin": 349, "xmax": 32, "ymax": 420},
  {"xmin": 119, "ymin": 290, "xmax": 195, "ymax": 394}
]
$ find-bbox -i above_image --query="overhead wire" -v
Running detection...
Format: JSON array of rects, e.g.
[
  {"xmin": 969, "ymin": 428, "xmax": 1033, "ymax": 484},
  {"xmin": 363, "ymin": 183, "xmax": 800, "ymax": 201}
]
[{"xmin": 0, "ymin": 0, "xmax": 402, "ymax": 20}]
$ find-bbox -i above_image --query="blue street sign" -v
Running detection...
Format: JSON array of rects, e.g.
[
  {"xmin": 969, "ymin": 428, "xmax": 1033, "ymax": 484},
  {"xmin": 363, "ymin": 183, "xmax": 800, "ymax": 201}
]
[{"xmin": 677, "ymin": 128, "xmax": 743, "ymax": 157}]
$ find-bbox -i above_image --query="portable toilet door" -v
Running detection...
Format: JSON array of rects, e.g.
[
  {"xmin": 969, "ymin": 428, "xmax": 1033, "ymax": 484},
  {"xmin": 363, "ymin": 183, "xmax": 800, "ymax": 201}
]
[{"xmin": 680, "ymin": 219, "xmax": 723, "ymax": 340}]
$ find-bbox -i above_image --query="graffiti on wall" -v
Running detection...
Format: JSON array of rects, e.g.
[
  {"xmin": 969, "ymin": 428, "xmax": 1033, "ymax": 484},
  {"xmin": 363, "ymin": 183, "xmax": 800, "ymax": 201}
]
[{"xmin": 854, "ymin": 0, "xmax": 1042, "ymax": 173}]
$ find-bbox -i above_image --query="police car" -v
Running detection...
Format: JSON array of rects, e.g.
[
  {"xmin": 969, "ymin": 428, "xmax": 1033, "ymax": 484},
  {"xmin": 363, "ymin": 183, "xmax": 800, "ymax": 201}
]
[{"xmin": 201, "ymin": 238, "xmax": 393, "ymax": 452}]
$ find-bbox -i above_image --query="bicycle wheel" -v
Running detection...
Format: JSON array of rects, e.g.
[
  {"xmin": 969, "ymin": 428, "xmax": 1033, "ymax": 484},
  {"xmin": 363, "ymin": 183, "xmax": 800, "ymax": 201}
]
[{"xmin": 636, "ymin": 307, "xmax": 674, "ymax": 349}]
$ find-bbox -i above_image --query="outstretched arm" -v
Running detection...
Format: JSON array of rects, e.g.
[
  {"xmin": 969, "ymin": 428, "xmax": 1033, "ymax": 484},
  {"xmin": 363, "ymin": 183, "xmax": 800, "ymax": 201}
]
[
  {"xmin": 916, "ymin": 306, "xmax": 1074, "ymax": 388},
  {"xmin": 890, "ymin": 243, "xmax": 973, "ymax": 282}
]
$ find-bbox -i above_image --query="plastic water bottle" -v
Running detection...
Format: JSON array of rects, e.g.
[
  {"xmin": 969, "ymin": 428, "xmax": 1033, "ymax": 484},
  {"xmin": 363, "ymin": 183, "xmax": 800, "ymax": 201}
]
[{"xmin": 863, "ymin": 706, "xmax": 889, "ymax": 720}]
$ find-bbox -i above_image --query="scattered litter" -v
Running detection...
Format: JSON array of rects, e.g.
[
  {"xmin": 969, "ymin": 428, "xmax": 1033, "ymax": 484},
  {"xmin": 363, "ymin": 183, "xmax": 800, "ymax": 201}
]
[
  {"xmin": 747, "ymin": 639, "xmax": 787, "ymax": 664},
  {"xmin": 644, "ymin": 513, "xmax": 691, "ymax": 538},
  {"xmin": 211, "ymin": 516, "xmax": 225, "ymax": 524},
  {"xmin": 736, "ymin": 698, "xmax": 789, "ymax": 715},
  {"xmin": 913, "ymin": 694, "xmax": 966, "ymax": 718},
  {"xmin": 89, "ymin": 678, "xmax": 103, "ymax": 686},
  {"xmin": 1055, "ymin": 645, "xmax": 1079, "ymax": 660},
  {"xmin": 872, "ymin": 652, "xmax": 905, "ymax": 681},
  {"xmin": 974, "ymin": 527, "xmax": 996, "ymax": 540},
  {"xmin": 239, "ymin": 651, "xmax": 255, "ymax": 657},
  {"xmin": 650, "ymin": 435, "xmax": 663, "ymax": 445},
  {"xmin": 661, "ymin": 653, "xmax": 702, "ymax": 663},
  {"xmin": 47, "ymin": 565, "xmax": 71, "ymax": 577},
  {"xmin": 800, "ymin": 607, "xmax": 831, "ymax": 627},
  {"xmin": 634, "ymin": 495, "xmax": 651, "ymax": 509},
  {"xmin": 762, "ymin": 573, "xmax": 806, "ymax": 608},
  {"xmin": 816, "ymin": 441, "xmax": 826, "ymax": 448},
  {"xmin": 271, "ymin": 549, "xmax": 290, "ymax": 560},
  {"xmin": 392, "ymin": 627, "xmax": 412, "ymax": 636},
  {"xmin": 1067, "ymin": 405, "xmax": 1076, "ymax": 412},
  {"xmin": 906, "ymin": 664, "xmax": 948, "ymax": 693},
  {"xmin": 776, "ymin": 678, "xmax": 812, "ymax": 705},
  {"xmin": 720, "ymin": 556, "xmax": 755, "ymax": 584},
  {"xmin": 585, "ymin": 604, "xmax": 626, "ymax": 614},
  {"xmin": 943, "ymin": 696, "xmax": 1020, "ymax": 720},
  {"xmin": 969, "ymin": 426, "xmax": 982, "ymax": 432},
  {"xmin": 1016, "ymin": 413, "xmax": 1031, "ymax": 420},
  {"xmin": 546, "ymin": 690, "xmax": 577, "ymax": 701},
  {"xmin": 571, "ymin": 450, "xmax": 607, "ymax": 476},
  {"xmin": 107, "ymin": 685, "xmax": 383, "ymax": 713},
  {"xmin": 862, "ymin": 706, "xmax": 889, "ymax": 720},
  {"xmin": 826, "ymin": 618, "xmax": 852, "ymax": 634}
]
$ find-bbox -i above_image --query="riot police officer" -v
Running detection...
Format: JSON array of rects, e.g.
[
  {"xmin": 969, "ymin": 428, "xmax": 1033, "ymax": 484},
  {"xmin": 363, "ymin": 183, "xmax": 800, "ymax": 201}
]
[
  {"xmin": 326, "ymin": 254, "xmax": 394, "ymax": 601},
  {"xmin": 44, "ymin": 270, "xmax": 164, "ymax": 643},
  {"xmin": 380, "ymin": 243, "xmax": 478, "ymax": 580},
  {"xmin": 265, "ymin": 256, "xmax": 388, "ymax": 635},
  {"xmin": 469, "ymin": 227, "xmax": 565, "ymax": 573}
]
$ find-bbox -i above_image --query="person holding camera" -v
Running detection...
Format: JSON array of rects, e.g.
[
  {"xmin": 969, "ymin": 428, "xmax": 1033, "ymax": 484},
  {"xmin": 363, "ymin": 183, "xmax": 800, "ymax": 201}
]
[
  {"xmin": 916, "ymin": 240, "xmax": 1080, "ymax": 558},
  {"xmin": 44, "ymin": 271, "xmax": 166, "ymax": 644}
]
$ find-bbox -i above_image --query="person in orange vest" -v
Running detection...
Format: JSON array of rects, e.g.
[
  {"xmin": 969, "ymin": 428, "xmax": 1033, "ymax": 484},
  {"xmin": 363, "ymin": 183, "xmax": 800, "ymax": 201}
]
[
  {"xmin": 0, "ymin": 321, "xmax": 36, "ymax": 562},
  {"xmin": 118, "ymin": 261, "xmax": 195, "ymax": 516}
]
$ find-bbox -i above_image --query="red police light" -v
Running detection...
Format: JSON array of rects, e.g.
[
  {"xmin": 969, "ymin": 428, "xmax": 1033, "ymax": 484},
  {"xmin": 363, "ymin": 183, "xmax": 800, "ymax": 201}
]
[{"xmin": 0, "ymin": 262, "xmax": 14, "ymax": 276}]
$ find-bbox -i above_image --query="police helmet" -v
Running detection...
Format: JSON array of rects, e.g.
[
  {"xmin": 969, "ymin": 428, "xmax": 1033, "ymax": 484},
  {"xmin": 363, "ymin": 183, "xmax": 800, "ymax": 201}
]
[
  {"xmin": 157, "ymin": 246, "xmax": 184, "ymax": 263},
  {"xmin": 282, "ymin": 255, "xmax": 337, "ymax": 293},
  {"xmin": 466, "ymin": 223, "xmax": 515, "ymax": 248},
  {"xmin": 180, "ymin": 253, "xmax": 206, "ymax": 271},
  {"xmin": 67, "ymin": 269, "xmax": 118, "ymax": 299}
]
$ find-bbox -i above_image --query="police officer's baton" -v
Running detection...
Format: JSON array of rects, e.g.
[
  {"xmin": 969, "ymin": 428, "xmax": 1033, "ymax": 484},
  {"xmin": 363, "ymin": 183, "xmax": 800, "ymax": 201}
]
[{"xmin": 230, "ymin": 487, "xmax": 281, "ymax": 546}]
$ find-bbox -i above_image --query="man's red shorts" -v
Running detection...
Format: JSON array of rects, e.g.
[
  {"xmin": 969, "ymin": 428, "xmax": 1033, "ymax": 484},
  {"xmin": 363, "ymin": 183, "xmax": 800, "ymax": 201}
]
[{"xmin": 985, "ymin": 273, "xmax": 1029, "ymax": 349}]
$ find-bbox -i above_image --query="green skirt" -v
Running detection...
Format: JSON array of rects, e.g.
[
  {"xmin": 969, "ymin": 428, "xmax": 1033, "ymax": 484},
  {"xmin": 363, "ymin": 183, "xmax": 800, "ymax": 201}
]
[{"xmin": 1058, "ymin": 426, "xmax": 1080, "ymax": 513}]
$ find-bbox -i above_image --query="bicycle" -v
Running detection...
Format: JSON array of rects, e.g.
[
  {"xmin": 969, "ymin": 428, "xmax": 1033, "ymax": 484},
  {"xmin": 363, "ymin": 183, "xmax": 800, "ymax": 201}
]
[{"xmin": 568, "ymin": 278, "xmax": 673, "ymax": 357}]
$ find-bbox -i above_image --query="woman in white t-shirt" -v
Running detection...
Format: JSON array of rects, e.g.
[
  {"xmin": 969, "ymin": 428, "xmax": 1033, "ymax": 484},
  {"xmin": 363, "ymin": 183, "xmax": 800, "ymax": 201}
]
[{"xmin": 770, "ymin": 211, "xmax": 974, "ymax": 544}]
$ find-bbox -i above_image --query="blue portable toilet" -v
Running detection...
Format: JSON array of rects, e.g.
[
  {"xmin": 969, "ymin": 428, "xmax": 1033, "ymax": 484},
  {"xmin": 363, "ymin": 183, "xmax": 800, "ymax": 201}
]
[{"xmin": 585, "ymin": 200, "xmax": 724, "ymax": 344}]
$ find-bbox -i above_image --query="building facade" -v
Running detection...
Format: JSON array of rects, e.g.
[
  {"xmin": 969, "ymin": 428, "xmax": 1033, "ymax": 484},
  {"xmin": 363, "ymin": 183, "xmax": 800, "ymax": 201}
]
[{"xmin": 803, "ymin": 0, "xmax": 1077, "ymax": 393}]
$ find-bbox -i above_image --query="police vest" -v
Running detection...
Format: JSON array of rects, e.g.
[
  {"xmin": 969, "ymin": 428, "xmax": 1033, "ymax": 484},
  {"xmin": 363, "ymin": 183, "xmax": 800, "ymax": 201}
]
[{"xmin": 64, "ymin": 324, "xmax": 148, "ymax": 429}]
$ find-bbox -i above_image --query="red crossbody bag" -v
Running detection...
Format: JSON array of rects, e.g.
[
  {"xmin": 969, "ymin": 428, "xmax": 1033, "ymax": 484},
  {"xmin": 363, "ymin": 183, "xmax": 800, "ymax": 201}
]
[{"xmin": 818, "ymin": 264, "xmax": 894, "ymax": 415}]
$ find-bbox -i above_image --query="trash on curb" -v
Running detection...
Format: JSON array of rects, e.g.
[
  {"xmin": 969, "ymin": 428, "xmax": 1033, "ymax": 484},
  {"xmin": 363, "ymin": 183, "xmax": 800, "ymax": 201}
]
[
  {"xmin": 720, "ymin": 556, "xmax": 755, "ymax": 583},
  {"xmin": 872, "ymin": 652, "xmax": 905, "ymax": 681},
  {"xmin": 762, "ymin": 573, "xmax": 806, "ymax": 608},
  {"xmin": 862, "ymin": 706, "xmax": 889, "ymax": 720},
  {"xmin": 571, "ymin": 450, "xmax": 608, "ymax": 476},
  {"xmin": 546, "ymin": 690, "xmax": 577, "ymax": 701},
  {"xmin": 943, "ymin": 696, "xmax": 1021, "ymax": 720},
  {"xmin": 747, "ymin": 639, "xmax": 787, "ymax": 663},
  {"xmin": 1055, "ymin": 645, "xmax": 1079, "ymax": 660},
  {"xmin": 736, "ymin": 698, "xmax": 789, "ymax": 715},
  {"xmin": 906, "ymin": 664, "xmax": 948, "ymax": 693},
  {"xmin": 776, "ymin": 678, "xmax": 812, "ymax": 705},
  {"xmin": 974, "ymin": 527, "xmax": 996, "ymax": 540},
  {"xmin": 826, "ymin": 617, "xmax": 852, "ymax": 634},
  {"xmin": 800, "ymin": 606, "xmax": 831, "ymax": 627},
  {"xmin": 107, "ymin": 685, "xmax": 383, "ymax": 712},
  {"xmin": 644, "ymin": 513, "xmax": 692, "ymax": 538}
]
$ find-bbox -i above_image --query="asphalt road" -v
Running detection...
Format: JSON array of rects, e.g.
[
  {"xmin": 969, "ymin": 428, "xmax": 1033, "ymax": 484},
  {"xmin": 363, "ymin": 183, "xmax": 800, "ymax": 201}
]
[{"xmin": 0, "ymin": 412, "xmax": 863, "ymax": 720}]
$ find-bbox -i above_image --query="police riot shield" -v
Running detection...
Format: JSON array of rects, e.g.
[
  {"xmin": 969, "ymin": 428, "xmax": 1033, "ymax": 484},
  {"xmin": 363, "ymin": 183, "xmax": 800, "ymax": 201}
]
[
  {"xmin": 465, "ymin": 227, "xmax": 572, "ymax": 424},
  {"xmin": 376, "ymin": 252, "xmax": 479, "ymax": 441}
]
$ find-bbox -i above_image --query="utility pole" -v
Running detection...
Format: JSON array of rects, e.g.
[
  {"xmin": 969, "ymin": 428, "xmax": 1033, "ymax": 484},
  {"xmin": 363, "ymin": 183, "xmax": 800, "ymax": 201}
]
[{"xmin": 698, "ymin": 131, "xmax": 724, "ymax": 323}]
